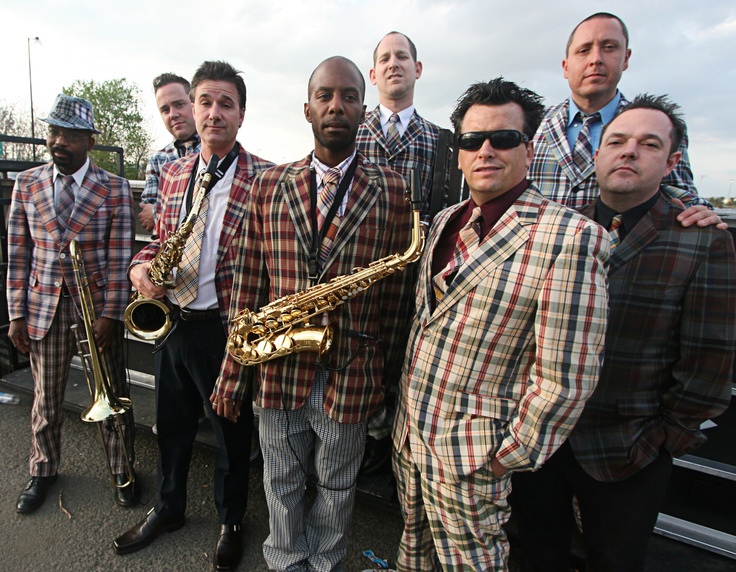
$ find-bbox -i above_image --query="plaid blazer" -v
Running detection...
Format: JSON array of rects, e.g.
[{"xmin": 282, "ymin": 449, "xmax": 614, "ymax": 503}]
[
  {"xmin": 357, "ymin": 106, "xmax": 442, "ymax": 219},
  {"xmin": 571, "ymin": 191, "xmax": 735, "ymax": 482},
  {"xmin": 529, "ymin": 94, "xmax": 706, "ymax": 210},
  {"xmin": 131, "ymin": 146, "xmax": 273, "ymax": 328},
  {"xmin": 7, "ymin": 161, "xmax": 134, "ymax": 339},
  {"xmin": 215, "ymin": 153, "xmax": 415, "ymax": 424},
  {"xmin": 393, "ymin": 185, "xmax": 609, "ymax": 483}
]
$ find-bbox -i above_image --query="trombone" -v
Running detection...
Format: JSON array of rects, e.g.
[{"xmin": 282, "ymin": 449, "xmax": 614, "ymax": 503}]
[{"xmin": 69, "ymin": 239, "xmax": 135, "ymax": 489}]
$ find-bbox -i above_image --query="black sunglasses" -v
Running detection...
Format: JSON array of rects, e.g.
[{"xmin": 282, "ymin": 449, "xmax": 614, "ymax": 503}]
[{"xmin": 458, "ymin": 130, "xmax": 529, "ymax": 151}]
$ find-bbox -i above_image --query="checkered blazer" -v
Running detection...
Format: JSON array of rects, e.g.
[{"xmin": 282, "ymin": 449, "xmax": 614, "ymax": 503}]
[
  {"xmin": 131, "ymin": 146, "xmax": 273, "ymax": 328},
  {"xmin": 215, "ymin": 153, "xmax": 415, "ymax": 424},
  {"xmin": 357, "ymin": 106, "xmax": 442, "ymax": 219},
  {"xmin": 529, "ymin": 95, "xmax": 706, "ymax": 210},
  {"xmin": 393, "ymin": 185, "xmax": 609, "ymax": 482},
  {"xmin": 7, "ymin": 161, "xmax": 134, "ymax": 340},
  {"xmin": 571, "ymin": 191, "xmax": 736, "ymax": 482}
]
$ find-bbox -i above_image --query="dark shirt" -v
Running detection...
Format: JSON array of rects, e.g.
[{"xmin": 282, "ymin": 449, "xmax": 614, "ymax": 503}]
[{"xmin": 595, "ymin": 191, "xmax": 660, "ymax": 242}]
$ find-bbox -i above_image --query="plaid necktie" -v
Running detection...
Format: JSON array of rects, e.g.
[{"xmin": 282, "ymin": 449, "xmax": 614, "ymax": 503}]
[
  {"xmin": 173, "ymin": 192, "xmax": 211, "ymax": 307},
  {"xmin": 609, "ymin": 213, "xmax": 624, "ymax": 251},
  {"xmin": 386, "ymin": 113, "xmax": 400, "ymax": 152},
  {"xmin": 572, "ymin": 112, "xmax": 601, "ymax": 171},
  {"xmin": 317, "ymin": 167, "xmax": 342, "ymax": 263},
  {"xmin": 433, "ymin": 207, "xmax": 483, "ymax": 302},
  {"xmin": 56, "ymin": 175, "xmax": 76, "ymax": 228}
]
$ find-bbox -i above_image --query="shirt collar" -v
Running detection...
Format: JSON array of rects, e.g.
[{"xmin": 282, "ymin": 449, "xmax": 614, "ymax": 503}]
[
  {"xmin": 310, "ymin": 149, "xmax": 357, "ymax": 186},
  {"xmin": 595, "ymin": 189, "xmax": 660, "ymax": 231},
  {"xmin": 567, "ymin": 91, "xmax": 621, "ymax": 127},
  {"xmin": 378, "ymin": 104, "xmax": 415, "ymax": 130},
  {"xmin": 53, "ymin": 157, "xmax": 90, "ymax": 188}
]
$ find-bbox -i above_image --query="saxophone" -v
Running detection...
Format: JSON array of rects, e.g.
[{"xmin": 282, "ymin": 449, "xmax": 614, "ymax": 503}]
[
  {"xmin": 226, "ymin": 170, "xmax": 425, "ymax": 366},
  {"xmin": 124, "ymin": 154, "xmax": 220, "ymax": 341}
]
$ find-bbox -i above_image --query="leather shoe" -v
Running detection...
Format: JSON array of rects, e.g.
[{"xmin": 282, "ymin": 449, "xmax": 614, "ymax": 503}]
[
  {"xmin": 360, "ymin": 436, "xmax": 392, "ymax": 475},
  {"xmin": 16, "ymin": 474, "xmax": 58, "ymax": 514},
  {"xmin": 114, "ymin": 473, "xmax": 138, "ymax": 508},
  {"xmin": 113, "ymin": 508, "xmax": 185, "ymax": 554},
  {"xmin": 214, "ymin": 524, "xmax": 243, "ymax": 571}
]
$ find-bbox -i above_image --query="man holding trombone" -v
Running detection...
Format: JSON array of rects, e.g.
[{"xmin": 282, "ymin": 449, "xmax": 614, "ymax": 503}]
[{"xmin": 7, "ymin": 94, "xmax": 137, "ymax": 513}]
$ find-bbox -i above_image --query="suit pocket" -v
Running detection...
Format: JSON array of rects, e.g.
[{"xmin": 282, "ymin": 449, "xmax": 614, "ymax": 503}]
[{"xmin": 454, "ymin": 391, "xmax": 516, "ymax": 421}]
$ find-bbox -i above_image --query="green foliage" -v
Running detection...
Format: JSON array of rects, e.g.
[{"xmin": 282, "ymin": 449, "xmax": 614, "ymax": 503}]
[{"xmin": 63, "ymin": 78, "xmax": 153, "ymax": 179}]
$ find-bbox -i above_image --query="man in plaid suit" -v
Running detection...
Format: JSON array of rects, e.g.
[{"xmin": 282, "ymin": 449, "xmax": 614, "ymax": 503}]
[
  {"xmin": 138, "ymin": 72, "xmax": 200, "ymax": 232},
  {"xmin": 114, "ymin": 61, "xmax": 272, "ymax": 572},
  {"xmin": 529, "ymin": 12, "xmax": 708, "ymax": 212},
  {"xmin": 356, "ymin": 31, "xmax": 446, "ymax": 475},
  {"xmin": 512, "ymin": 96, "xmax": 736, "ymax": 571},
  {"xmin": 212, "ymin": 56, "xmax": 414, "ymax": 572},
  {"xmin": 392, "ymin": 78, "xmax": 609, "ymax": 571},
  {"xmin": 7, "ymin": 94, "xmax": 136, "ymax": 513}
]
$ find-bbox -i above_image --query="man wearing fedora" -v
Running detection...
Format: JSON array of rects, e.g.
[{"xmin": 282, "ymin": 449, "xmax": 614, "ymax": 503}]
[{"xmin": 7, "ymin": 93, "xmax": 137, "ymax": 513}]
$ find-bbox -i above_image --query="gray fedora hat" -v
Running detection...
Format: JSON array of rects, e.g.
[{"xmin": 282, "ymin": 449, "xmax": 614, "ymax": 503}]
[{"xmin": 41, "ymin": 93, "xmax": 101, "ymax": 133}]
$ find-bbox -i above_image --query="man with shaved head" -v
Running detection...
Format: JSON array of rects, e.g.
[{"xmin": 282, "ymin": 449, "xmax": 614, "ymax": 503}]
[{"xmin": 213, "ymin": 56, "xmax": 414, "ymax": 572}]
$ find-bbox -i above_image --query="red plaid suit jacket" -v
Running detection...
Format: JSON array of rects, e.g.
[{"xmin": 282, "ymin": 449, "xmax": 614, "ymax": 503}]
[
  {"xmin": 393, "ymin": 185, "xmax": 609, "ymax": 483},
  {"xmin": 131, "ymin": 146, "xmax": 273, "ymax": 328},
  {"xmin": 7, "ymin": 161, "xmax": 134, "ymax": 339},
  {"xmin": 572, "ymin": 192, "xmax": 736, "ymax": 482},
  {"xmin": 215, "ymin": 153, "xmax": 415, "ymax": 424}
]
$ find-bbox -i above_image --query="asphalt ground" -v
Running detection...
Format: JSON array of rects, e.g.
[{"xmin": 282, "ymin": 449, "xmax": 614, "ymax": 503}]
[{"xmin": 0, "ymin": 385, "xmax": 404, "ymax": 572}]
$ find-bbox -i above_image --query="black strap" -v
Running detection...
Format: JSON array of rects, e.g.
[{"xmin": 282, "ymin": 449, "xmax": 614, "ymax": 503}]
[
  {"xmin": 308, "ymin": 155, "xmax": 359, "ymax": 282},
  {"xmin": 185, "ymin": 144, "xmax": 239, "ymax": 213}
]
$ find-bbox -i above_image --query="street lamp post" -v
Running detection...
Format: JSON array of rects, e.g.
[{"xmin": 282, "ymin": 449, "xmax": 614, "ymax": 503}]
[{"xmin": 27, "ymin": 36, "xmax": 40, "ymax": 160}]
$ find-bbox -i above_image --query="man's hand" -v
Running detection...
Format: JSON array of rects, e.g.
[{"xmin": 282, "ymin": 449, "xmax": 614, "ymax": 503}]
[
  {"xmin": 674, "ymin": 199, "xmax": 728, "ymax": 230},
  {"xmin": 130, "ymin": 263, "xmax": 167, "ymax": 299},
  {"xmin": 138, "ymin": 202, "xmax": 155, "ymax": 231},
  {"xmin": 490, "ymin": 456, "xmax": 508, "ymax": 478},
  {"xmin": 8, "ymin": 318, "xmax": 30, "ymax": 354},
  {"xmin": 92, "ymin": 317, "xmax": 118, "ymax": 352},
  {"xmin": 210, "ymin": 393, "xmax": 242, "ymax": 423}
]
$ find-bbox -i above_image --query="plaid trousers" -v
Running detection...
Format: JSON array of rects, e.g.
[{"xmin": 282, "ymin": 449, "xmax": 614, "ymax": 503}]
[
  {"xmin": 28, "ymin": 295, "xmax": 134, "ymax": 477},
  {"xmin": 393, "ymin": 440, "xmax": 512, "ymax": 571}
]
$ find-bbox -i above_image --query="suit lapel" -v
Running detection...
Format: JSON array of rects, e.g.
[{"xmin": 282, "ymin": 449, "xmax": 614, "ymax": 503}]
[
  {"xmin": 281, "ymin": 159, "xmax": 314, "ymax": 261},
  {"xmin": 608, "ymin": 194, "xmax": 666, "ymax": 275},
  {"xmin": 392, "ymin": 111, "xmax": 422, "ymax": 158},
  {"xmin": 29, "ymin": 164, "xmax": 63, "ymax": 242},
  {"xmin": 543, "ymin": 100, "xmax": 595, "ymax": 185},
  {"xmin": 61, "ymin": 163, "xmax": 110, "ymax": 246}
]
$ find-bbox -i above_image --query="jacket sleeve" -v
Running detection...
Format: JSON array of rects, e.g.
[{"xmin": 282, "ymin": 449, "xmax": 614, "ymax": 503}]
[
  {"xmin": 661, "ymin": 230, "xmax": 736, "ymax": 455},
  {"xmin": 102, "ymin": 178, "xmax": 135, "ymax": 321},
  {"xmin": 497, "ymin": 220, "xmax": 610, "ymax": 471},
  {"xmin": 6, "ymin": 178, "xmax": 31, "ymax": 321}
]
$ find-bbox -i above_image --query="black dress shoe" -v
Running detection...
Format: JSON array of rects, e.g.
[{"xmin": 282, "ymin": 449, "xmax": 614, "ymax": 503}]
[
  {"xmin": 114, "ymin": 473, "xmax": 138, "ymax": 508},
  {"xmin": 360, "ymin": 436, "xmax": 392, "ymax": 475},
  {"xmin": 214, "ymin": 524, "xmax": 243, "ymax": 571},
  {"xmin": 113, "ymin": 508, "xmax": 185, "ymax": 554},
  {"xmin": 17, "ymin": 474, "xmax": 58, "ymax": 514}
]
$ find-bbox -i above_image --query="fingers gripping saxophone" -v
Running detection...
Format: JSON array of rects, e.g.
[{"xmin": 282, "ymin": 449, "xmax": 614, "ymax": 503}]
[{"xmin": 226, "ymin": 170, "xmax": 425, "ymax": 366}]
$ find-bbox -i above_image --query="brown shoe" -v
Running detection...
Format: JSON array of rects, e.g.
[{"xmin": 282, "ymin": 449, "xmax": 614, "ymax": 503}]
[{"xmin": 113, "ymin": 508, "xmax": 185, "ymax": 554}]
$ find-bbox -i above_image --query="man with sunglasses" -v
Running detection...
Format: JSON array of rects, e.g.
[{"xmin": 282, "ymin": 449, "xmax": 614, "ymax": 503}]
[
  {"xmin": 392, "ymin": 78, "xmax": 609, "ymax": 571},
  {"xmin": 530, "ymin": 12, "xmax": 719, "ymax": 228},
  {"xmin": 7, "ymin": 94, "xmax": 137, "ymax": 513}
]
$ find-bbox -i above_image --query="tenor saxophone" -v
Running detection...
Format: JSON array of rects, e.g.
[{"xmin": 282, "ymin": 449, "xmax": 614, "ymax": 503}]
[
  {"xmin": 226, "ymin": 170, "xmax": 425, "ymax": 366},
  {"xmin": 124, "ymin": 154, "xmax": 220, "ymax": 341}
]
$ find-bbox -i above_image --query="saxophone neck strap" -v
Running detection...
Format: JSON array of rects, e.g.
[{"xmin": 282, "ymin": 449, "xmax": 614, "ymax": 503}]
[
  {"xmin": 308, "ymin": 154, "xmax": 359, "ymax": 282},
  {"xmin": 185, "ymin": 143, "xmax": 239, "ymax": 213}
]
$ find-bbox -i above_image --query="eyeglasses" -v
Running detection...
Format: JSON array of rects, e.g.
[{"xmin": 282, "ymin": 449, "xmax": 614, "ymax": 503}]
[
  {"xmin": 47, "ymin": 126, "xmax": 90, "ymax": 143},
  {"xmin": 458, "ymin": 130, "xmax": 529, "ymax": 151}
]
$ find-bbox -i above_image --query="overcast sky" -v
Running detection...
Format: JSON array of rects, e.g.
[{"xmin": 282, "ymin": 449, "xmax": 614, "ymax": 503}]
[{"xmin": 3, "ymin": 0, "xmax": 735, "ymax": 198}]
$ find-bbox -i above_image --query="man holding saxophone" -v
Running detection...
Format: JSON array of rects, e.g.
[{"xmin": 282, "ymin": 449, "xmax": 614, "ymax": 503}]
[
  {"xmin": 113, "ymin": 61, "xmax": 272, "ymax": 572},
  {"xmin": 7, "ymin": 94, "xmax": 137, "ymax": 513}
]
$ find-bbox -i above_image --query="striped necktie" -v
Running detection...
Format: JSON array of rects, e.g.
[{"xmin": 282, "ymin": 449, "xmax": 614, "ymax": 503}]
[
  {"xmin": 609, "ymin": 214, "xmax": 624, "ymax": 251},
  {"xmin": 317, "ymin": 167, "xmax": 342, "ymax": 263},
  {"xmin": 57, "ymin": 175, "xmax": 76, "ymax": 228},
  {"xmin": 433, "ymin": 207, "xmax": 483, "ymax": 302},
  {"xmin": 173, "ymin": 188, "xmax": 211, "ymax": 307},
  {"xmin": 386, "ymin": 113, "xmax": 400, "ymax": 152},
  {"xmin": 572, "ymin": 111, "xmax": 601, "ymax": 171}
]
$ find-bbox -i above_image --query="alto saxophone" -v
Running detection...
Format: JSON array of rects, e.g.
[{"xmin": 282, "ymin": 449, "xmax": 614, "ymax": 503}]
[
  {"xmin": 227, "ymin": 170, "xmax": 425, "ymax": 366},
  {"xmin": 124, "ymin": 154, "xmax": 220, "ymax": 341}
]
